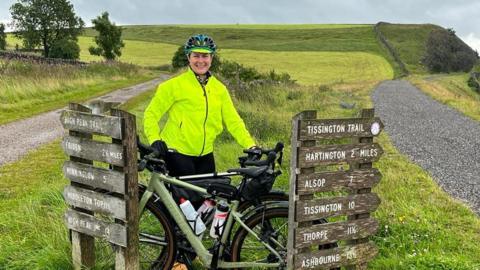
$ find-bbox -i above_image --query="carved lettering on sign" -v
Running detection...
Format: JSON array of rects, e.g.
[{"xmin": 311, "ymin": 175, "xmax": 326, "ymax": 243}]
[
  {"xmin": 298, "ymin": 143, "xmax": 383, "ymax": 167},
  {"xmin": 63, "ymin": 161, "xmax": 125, "ymax": 194},
  {"xmin": 62, "ymin": 136, "xmax": 124, "ymax": 166},
  {"xmin": 297, "ymin": 169, "xmax": 382, "ymax": 194},
  {"xmin": 296, "ymin": 193, "xmax": 381, "ymax": 222},
  {"xmin": 65, "ymin": 209, "xmax": 127, "ymax": 247},
  {"xmin": 299, "ymin": 118, "xmax": 384, "ymax": 139},
  {"xmin": 60, "ymin": 110, "xmax": 122, "ymax": 139},
  {"xmin": 295, "ymin": 218, "xmax": 379, "ymax": 248},
  {"xmin": 63, "ymin": 185, "xmax": 126, "ymax": 220},
  {"xmin": 295, "ymin": 242, "xmax": 378, "ymax": 269}
]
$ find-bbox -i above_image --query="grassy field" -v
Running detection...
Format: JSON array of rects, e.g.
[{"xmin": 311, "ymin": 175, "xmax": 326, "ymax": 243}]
[
  {"xmin": 1, "ymin": 78, "xmax": 480, "ymax": 269},
  {"xmin": 377, "ymin": 23, "xmax": 443, "ymax": 74},
  {"xmin": 78, "ymin": 36, "xmax": 178, "ymax": 67},
  {"xmin": 0, "ymin": 59, "xmax": 158, "ymax": 125},
  {"xmin": 83, "ymin": 25, "xmax": 385, "ymax": 54},
  {"xmin": 408, "ymin": 73, "xmax": 480, "ymax": 120},
  {"xmin": 172, "ymin": 24, "xmax": 372, "ymax": 29},
  {"xmin": 221, "ymin": 49, "xmax": 393, "ymax": 85}
]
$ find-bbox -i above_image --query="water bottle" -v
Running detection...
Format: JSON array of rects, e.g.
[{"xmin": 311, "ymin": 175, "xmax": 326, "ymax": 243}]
[
  {"xmin": 197, "ymin": 199, "xmax": 215, "ymax": 221},
  {"xmin": 210, "ymin": 201, "xmax": 229, "ymax": 238},
  {"xmin": 179, "ymin": 198, "xmax": 206, "ymax": 235}
]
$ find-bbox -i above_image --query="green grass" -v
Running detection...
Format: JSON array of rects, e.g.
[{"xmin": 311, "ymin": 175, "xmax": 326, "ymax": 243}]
[
  {"xmin": 83, "ymin": 25, "xmax": 385, "ymax": 54},
  {"xmin": 172, "ymin": 24, "xmax": 372, "ymax": 29},
  {"xmin": 220, "ymin": 49, "xmax": 394, "ymax": 85},
  {"xmin": 377, "ymin": 23, "xmax": 443, "ymax": 74},
  {"xmin": 5, "ymin": 34, "xmax": 22, "ymax": 50},
  {"xmin": 1, "ymin": 78, "xmax": 479, "ymax": 269},
  {"xmin": 78, "ymin": 36, "xmax": 178, "ymax": 67},
  {"xmin": 0, "ymin": 60, "xmax": 158, "ymax": 125},
  {"xmin": 409, "ymin": 73, "xmax": 480, "ymax": 121}
]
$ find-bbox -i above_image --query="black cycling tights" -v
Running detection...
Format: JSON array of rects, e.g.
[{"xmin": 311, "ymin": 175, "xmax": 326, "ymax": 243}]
[
  {"xmin": 166, "ymin": 152, "xmax": 216, "ymax": 177},
  {"xmin": 165, "ymin": 152, "xmax": 216, "ymax": 206}
]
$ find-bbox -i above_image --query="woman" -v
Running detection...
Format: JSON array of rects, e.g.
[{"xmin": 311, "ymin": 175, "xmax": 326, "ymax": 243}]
[{"xmin": 143, "ymin": 34, "xmax": 256, "ymax": 200}]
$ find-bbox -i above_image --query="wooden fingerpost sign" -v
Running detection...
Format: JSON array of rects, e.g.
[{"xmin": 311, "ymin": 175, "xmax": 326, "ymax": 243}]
[
  {"xmin": 60, "ymin": 102, "xmax": 139, "ymax": 269},
  {"xmin": 287, "ymin": 109, "xmax": 384, "ymax": 270}
]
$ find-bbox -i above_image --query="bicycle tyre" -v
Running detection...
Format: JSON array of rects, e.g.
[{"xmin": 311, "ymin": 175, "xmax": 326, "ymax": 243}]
[
  {"xmin": 138, "ymin": 187, "xmax": 177, "ymax": 270},
  {"xmin": 230, "ymin": 207, "xmax": 289, "ymax": 270},
  {"xmin": 237, "ymin": 191, "xmax": 289, "ymax": 213}
]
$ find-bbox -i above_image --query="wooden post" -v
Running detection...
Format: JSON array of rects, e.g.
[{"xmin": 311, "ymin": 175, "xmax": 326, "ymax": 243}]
[
  {"xmin": 111, "ymin": 109, "xmax": 139, "ymax": 270},
  {"xmin": 68, "ymin": 103, "xmax": 95, "ymax": 269},
  {"xmin": 287, "ymin": 110, "xmax": 316, "ymax": 270}
]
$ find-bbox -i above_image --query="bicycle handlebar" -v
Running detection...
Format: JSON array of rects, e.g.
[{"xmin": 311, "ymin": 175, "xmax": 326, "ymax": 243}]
[
  {"xmin": 242, "ymin": 142, "xmax": 284, "ymax": 155},
  {"xmin": 137, "ymin": 136, "xmax": 284, "ymax": 173}
]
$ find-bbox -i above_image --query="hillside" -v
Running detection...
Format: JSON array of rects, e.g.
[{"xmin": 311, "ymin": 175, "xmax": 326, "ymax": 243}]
[
  {"xmin": 375, "ymin": 23, "xmax": 444, "ymax": 73},
  {"xmin": 81, "ymin": 24, "xmax": 399, "ymax": 82}
]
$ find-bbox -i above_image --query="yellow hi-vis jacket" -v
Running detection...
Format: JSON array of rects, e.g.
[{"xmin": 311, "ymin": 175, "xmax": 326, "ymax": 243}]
[{"xmin": 144, "ymin": 68, "xmax": 255, "ymax": 156}]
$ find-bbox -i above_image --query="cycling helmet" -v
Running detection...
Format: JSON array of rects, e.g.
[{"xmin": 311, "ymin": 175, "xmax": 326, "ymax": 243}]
[{"xmin": 184, "ymin": 34, "xmax": 216, "ymax": 55}]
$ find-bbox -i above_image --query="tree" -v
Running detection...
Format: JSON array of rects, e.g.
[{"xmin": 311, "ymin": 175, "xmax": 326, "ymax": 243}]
[
  {"xmin": 49, "ymin": 38, "xmax": 80, "ymax": 59},
  {"xmin": 422, "ymin": 28, "xmax": 479, "ymax": 73},
  {"xmin": 9, "ymin": 0, "xmax": 84, "ymax": 58},
  {"xmin": 88, "ymin": 12, "xmax": 124, "ymax": 60},
  {"xmin": 0, "ymin": 23, "xmax": 6, "ymax": 50}
]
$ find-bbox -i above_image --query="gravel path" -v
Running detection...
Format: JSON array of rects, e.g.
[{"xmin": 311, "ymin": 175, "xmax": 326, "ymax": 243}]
[
  {"xmin": 372, "ymin": 80, "xmax": 480, "ymax": 214},
  {"xmin": 0, "ymin": 75, "xmax": 169, "ymax": 166}
]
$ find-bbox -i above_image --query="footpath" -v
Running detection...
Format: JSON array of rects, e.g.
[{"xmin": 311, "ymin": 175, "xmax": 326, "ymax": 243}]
[
  {"xmin": 372, "ymin": 80, "xmax": 480, "ymax": 215},
  {"xmin": 0, "ymin": 75, "xmax": 170, "ymax": 166}
]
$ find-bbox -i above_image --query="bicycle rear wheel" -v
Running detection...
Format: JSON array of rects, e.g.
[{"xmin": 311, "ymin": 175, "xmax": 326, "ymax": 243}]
[
  {"xmin": 138, "ymin": 187, "xmax": 177, "ymax": 269},
  {"xmin": 230, "ymin": 207, "xmax": 288, "ymax": 269}
]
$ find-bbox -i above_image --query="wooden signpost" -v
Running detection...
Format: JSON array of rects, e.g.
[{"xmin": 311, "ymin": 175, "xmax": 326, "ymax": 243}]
[
  {"xmin": 60, "ymin": 102, "xmax": 139, "ymax": 270},
  {"xmin": 288, "ymin": 109, "xmax": 383, "ymax": 270}
]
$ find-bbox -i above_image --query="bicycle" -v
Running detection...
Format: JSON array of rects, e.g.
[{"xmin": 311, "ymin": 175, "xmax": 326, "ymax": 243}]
[{"xmin": 136, "ymin": 142, "xmax": 289, "ymax": 269}]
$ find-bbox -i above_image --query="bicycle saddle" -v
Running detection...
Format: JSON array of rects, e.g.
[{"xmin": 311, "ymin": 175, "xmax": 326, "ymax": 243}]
[{"xmin": 227, "ymin": 166, "xmax": 268, "ymax": 178}]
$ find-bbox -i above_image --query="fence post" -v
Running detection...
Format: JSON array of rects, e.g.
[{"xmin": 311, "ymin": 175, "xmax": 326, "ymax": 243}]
[
  {"xmin": 61, "ymin": 102, "xmax": 139, "ymax": 269},
  {"xmin": 287, "ymin": 110, "xmax": 317, "ymax": 269},
  {"xmin": 68, "ymin": 103, "xmax": 96, "ymax": 269},
  {"xmin": 111, "ymin": 109, "xmax": 139, "ymax": 270}
]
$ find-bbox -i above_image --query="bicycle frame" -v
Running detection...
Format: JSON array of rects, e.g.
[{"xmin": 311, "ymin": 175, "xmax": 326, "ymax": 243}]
[{"xmin": 138, "ymin": 171, "xmax": 284, "ymax": 269}]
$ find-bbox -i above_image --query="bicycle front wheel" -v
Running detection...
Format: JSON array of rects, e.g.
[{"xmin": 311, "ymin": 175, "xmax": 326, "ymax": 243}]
[
  {"xmin": 230, "ymin": 207, "xmax": 288, "ymax": 269},
  {"xmin": 138, "ymin": 188, "xmax": 177, "ymax": 270}
]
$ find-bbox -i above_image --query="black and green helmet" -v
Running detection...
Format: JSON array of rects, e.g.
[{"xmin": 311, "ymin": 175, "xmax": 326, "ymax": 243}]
[{"xmin": 184, "ymin": 34, "xmax": 217, "ymax": 55}]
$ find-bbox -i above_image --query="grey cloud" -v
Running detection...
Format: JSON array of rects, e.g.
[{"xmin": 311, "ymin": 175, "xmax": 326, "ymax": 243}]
[{"xmin": 0, "ymin": 0, "xmax": 478, "ymax": 48}]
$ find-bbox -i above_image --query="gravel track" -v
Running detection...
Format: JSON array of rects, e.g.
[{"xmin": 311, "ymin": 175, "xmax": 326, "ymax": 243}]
[
  {"xmin": 372, "ymin": 80, "xmax": 480, "ymax": 215},
  {"xmin": 0, "ymin": 75, "xmax": 169, "ymax": 166}
]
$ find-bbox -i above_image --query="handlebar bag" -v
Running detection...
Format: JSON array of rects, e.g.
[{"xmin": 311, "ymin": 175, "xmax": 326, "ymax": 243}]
[{"xmin": 241, "ymin": 173, "xmax": 275, "ymax": 201}]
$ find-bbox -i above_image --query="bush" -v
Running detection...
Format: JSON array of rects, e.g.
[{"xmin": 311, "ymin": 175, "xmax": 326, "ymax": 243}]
[
  {"xmin": 215, "ymin": 60, "xmax": 295, "ymax": 97},
  {"xmin": 468, "ymin": 72, "xmax": 480, "ymax": 92},
  {"xmin": 0, "ymin": 23, "xmax": 6, "ymax": 50},
  {"xmin": 48, "ymin": 38, "xmax": 80, "ymax": 59},
  {"xmin": 171, "ymin": 45, "xmax": 221, "ymax": 71},
  {"xmin": 422, "ymin": 28, "xmax": 479, "ymax": 73}
]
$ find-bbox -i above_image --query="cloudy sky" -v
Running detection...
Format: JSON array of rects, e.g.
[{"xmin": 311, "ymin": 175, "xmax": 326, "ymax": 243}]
[{"xmin": 1, "ymin": 0, "xmax": 479, "ymax": 51}]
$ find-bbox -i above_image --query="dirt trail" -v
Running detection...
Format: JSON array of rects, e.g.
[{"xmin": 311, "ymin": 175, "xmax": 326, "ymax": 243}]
[
  {"xmin": 372, "ymin": 80, "xmax": 480, "ymax": 214},
  {"xmin": 0, "ymin": 75, "xmax": 169, "ymax": 166}
]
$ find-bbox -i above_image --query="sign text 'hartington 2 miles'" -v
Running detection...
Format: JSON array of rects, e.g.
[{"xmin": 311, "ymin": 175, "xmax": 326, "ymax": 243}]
[{"xmin": 298, "ymin": 143, "xmax": 383, "ymax": 168}]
